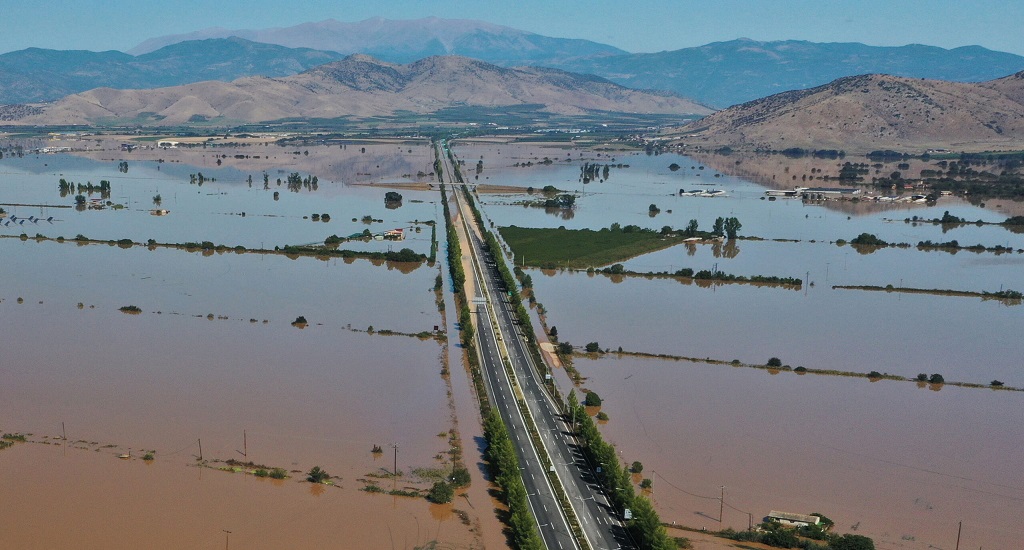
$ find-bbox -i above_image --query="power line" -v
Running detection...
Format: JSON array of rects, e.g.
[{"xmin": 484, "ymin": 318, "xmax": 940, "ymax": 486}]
[{"xmin": 651, "ymin": 470, "xmax": 718, "ymax": 500}]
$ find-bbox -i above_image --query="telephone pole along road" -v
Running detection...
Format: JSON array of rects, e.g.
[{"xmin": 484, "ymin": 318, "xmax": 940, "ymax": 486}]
[{"xmin": 439, "ymin": 141, "xmax": 634, "ymax": 550}]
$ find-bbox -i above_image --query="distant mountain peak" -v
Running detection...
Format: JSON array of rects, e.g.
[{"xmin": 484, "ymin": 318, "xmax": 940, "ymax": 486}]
[{"xmin": 126, "ymin": 17, "xmax": 624, "ymax": 66}]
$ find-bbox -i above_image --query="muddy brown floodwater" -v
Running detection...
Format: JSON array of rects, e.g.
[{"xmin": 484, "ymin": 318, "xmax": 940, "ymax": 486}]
[
  {"xmin": 0, "ymin": 294, "xmax": 485, "ymax": 548},
  {"xmin": 0, "ymin": 442, "xmax": 475, "ymax": 549},
  {"xmin": 0, "ymin": 137, "xmax": 491, "ymax": 547},
  {"xmin": 568, "ymin": 354, "xmax": 1024, "ymax": 550}
]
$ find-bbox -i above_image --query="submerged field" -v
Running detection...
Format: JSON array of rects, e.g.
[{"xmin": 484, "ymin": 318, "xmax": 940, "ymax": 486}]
[
  {"xmin": 0, "ymin": 140, "xmax": 494, "ymax": 549},
  {"xmin": 3, "ymin": 137, "xmax": 1022, "ymax": 550},
  {"xmin": 461, "ymin": 141, "xmax": 1024, "ymax": 550}
]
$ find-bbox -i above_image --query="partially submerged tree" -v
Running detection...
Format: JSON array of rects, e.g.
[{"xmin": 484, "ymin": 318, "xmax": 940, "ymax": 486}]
[{"xmin": 306, "ymin": 466, "xmax": 329, "ymax": 483}]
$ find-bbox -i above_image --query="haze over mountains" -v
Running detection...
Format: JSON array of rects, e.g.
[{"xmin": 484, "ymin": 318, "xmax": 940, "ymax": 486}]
[
  {"xmin": 0, "ymin": 38, "xmax": 345, "ymax": 104},
  {"xmin": 129, "ymin": 17, "xmax": 625, "ymax": 66},
  {"xmin": 674, "ymin": 71, "xmax": 1024, "ymax": 152},
  {"xmin": 557, "ymin": 39, "xmax": 1024, "ymax": 108},
  {"xmin": 10, "ymin": 55, "xmax": 708, "ymax": 126},
  {"xmin": 1, "ymin": 17, "xmax": 1023, "ymax": 109}
]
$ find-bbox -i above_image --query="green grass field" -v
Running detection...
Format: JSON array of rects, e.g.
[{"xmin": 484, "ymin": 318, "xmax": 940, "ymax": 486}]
[{"xmin": 499, "ymin": 226, "xmax": 685, "ymax": 269}]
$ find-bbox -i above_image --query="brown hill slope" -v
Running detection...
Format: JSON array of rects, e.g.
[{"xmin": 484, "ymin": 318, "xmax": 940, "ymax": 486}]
[
  {"xmin": 13, "ymin": 54, "xmax": 710, "ymax": 126},
  {"xmin": 673, "ymin": 72, "xmax": 1024, "ymax": 152}
]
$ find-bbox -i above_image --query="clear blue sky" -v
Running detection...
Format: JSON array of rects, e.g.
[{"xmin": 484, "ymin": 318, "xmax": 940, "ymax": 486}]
[{"xmin": 2, "ymin": 0, "xmax": 1021, "ymax": 56}]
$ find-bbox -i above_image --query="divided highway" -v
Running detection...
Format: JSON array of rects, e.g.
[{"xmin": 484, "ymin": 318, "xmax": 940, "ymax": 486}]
[{"xmin": 439, "ymin": 141, "xmax": 634, "ymax": 550}]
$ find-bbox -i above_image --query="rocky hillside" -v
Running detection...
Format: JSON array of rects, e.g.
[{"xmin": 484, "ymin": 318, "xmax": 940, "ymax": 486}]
[
  {"xmin": 12, "ymin": 55, "xmax": 710, "ymax": 126},
  {"xmin": 673, "ymin": 71, "xmax": 1024, "ymax": 152}
]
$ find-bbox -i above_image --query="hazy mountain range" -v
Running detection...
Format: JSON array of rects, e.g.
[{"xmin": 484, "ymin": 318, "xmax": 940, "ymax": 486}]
[
  {"xmin": 556, "ymin": 39, "xmax": 1024, "ymax": 108},
  {"xmin": 6, "ymin": 55, "xmax": 709, "ymax": 126},
  {"xmin": 674, "ymin": 70, "xmax": 1024, "ymax": 152},
  {"xmin": 0, "ymin": 38, "xmax": 345, "ymax": 104},
  {"xmin": 129, "ymin": 17, "xmax": 625, "ymax": 66},
  {"xmin": 1, "ymin": 18, "xmax": 1022, "ymax": 108}
]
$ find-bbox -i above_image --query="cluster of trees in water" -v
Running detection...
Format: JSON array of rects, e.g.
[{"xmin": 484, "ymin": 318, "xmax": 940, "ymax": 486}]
[
  {"xmin": 720, "ymin": 518, "xmax": 875, "ymax": 550},
  {"xmin": 58, "ymin": 178, "xmax": 110, "ymax": 198},
  {"xmin": 600, "ymin": 263, "xmax": 802, "ymax": 287},
  {"xmin": 602, "ymin": 216, "xmax": 743, "ymax": 240},
  {"xmin": 286, "ymin": 172, "xmax": 318, "ymax": 192},
  {"xmin": 842, "ymin": 232, "xmax": 1021, "ymax": 255},
  {"xmin": 870, "ymin": 152, "xmax": 1024, "ymax": 198},
  {"xmin": 580, "ymin": 162, "xmax": 611, "ymax": 183}
]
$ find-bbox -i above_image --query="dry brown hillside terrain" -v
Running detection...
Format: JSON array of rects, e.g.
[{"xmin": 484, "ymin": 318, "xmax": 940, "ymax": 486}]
[
  {"xmin": 672, "ymin": 71, "xmax": 1024, "ymax": 153},
  {"xmin": 10, "ymin": 54, "xmax": 710, "ymax": 126}
]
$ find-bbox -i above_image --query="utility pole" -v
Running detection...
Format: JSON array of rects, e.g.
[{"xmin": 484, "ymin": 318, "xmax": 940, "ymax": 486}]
[
  {"xmin": 62, "ymin": 422, "xmax": 66, "ymax": 441},
  {"xmin": 392, "ymin": 444, "xmax": 398, "ymax": 476},
  {"xmin": 955, "ymin": 521, "xmax": 962, "ymax": 550},
  {"xmin": 198, "ymin": 439, "xmax": 203, "ymax": 461},
  {"xmin": 719, "ymin": 486, "xmax": 725, "ymax": 523},
  {"xmin": 243, "ymin": 430, "xmax": 247, "ymax": 458},
  {"xmin": 223, "ymin": 529, "xmax": 231, "ymax": 550}
]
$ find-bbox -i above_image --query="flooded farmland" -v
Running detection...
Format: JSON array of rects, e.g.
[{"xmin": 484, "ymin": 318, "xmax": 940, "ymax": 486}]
[
  {"xmin": 0, "ymin": 141, "xmax": 489, "ymax": 549},
  {"xmin": 3, "ymin": 137, "xmax": 1022, "ymax": 549},
  {"xmin": 574, "ymin": 354, "xmax": 1024, "ymax": 550},
  {"xmin": 458, "ymin": 141, "xmax": 1023, "ymax": 549}
]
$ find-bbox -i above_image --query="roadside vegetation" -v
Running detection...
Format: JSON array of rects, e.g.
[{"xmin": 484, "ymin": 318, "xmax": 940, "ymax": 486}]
[{"xmin": 566, "ymin": 391, "xmax": 675, "ymax": 549}]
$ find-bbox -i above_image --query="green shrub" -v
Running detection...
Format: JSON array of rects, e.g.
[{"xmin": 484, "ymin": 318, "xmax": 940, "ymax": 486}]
[
  {"xmin": 451, "ymin": 467, "xmax": 471, "ymax": 487},
  {"xmin": 269, "ymin": 468, "xmax": 287, "ymax": 479},
  {"xmin": 584, "ymin": 391, "xmax": 602, "ymax": 407},
  {"xmin": 254, "ymin": 469, "xmax": 269, "ymax": 477},
  {"xmin": 427, "ymin": 481, "xmax": 454, "ymax": 503},
  {"xmin": 306, "ymin": 466, "xmax": 329, "ymax": 483}
]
